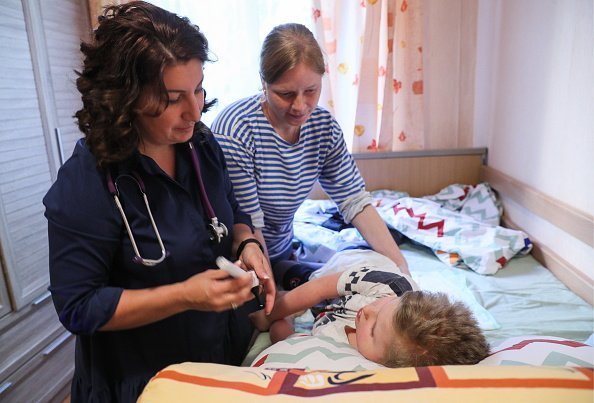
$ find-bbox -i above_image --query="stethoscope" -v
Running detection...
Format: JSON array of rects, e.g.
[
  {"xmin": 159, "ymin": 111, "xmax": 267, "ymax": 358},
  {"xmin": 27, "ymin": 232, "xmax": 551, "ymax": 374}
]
[{"xmin": 106, "ymin": 141, "xmax": 228, "ymax": 266}]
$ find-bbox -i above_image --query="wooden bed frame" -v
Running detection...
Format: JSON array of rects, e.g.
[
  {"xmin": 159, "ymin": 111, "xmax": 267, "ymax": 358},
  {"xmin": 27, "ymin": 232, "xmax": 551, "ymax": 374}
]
[
  {"xmin": 309, "ymin": 148, "xmax": 593, "ymax": 305},
  {"xmin": 308, "ymin": 148, "xmax": 487, "ymax": 199}
]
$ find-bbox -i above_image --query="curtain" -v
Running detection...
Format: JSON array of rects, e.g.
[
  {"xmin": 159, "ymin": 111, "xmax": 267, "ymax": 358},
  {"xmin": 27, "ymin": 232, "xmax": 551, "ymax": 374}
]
[
  {"xmin": 124, "ymin": 0, "xmax": 314, "ymax": 126},
  {"xmin": 312, "ymin": 0, "xmax": 424, "ymax": 152}
]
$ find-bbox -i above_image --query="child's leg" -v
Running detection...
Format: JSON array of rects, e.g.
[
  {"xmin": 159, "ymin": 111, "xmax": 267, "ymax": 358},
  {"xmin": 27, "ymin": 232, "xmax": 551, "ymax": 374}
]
[{"xmin": 269, "ymin": 318, "xmax": 296, "ymax": 343}]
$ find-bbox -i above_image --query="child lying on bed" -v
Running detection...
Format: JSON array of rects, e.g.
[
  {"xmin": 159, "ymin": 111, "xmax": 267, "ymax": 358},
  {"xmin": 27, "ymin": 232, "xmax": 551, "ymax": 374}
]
[{"xmin": 250, "ymin": 250, "xmax": 489, "ymax": 367}]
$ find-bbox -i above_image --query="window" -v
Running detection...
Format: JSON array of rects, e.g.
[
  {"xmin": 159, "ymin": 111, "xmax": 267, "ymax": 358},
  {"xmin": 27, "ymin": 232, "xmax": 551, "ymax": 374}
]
[{"xmin": 148, "ymin": 0, "xmax": 314, "ymax": 125}]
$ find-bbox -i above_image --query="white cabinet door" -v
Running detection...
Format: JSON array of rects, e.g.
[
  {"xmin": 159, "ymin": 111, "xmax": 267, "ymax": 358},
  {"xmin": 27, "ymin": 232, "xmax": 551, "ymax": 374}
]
[
  {"xmin": 38, "ymin": 0, "xmax": 89, "ymax": 161},
  {"xmin": 0, "ymin": 0, "xmax": 55, "ymax": 311},
  {"xmin": 0, "ymin": 0, "xmax": 89, "ymax": 312}
]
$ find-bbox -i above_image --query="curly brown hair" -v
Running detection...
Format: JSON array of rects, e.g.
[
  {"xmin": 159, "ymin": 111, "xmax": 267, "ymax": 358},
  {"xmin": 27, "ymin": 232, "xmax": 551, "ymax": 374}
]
[
  {"xmin": 383, "ymin": 291, "xmax": 490, "ymax": 367},
  {"xmin": 75, "ymin": 1, "xmax": 215, "ymax": 170}
]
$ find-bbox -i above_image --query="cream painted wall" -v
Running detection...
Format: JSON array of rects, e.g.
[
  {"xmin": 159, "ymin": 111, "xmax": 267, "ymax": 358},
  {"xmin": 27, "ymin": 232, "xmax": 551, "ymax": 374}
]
[
  {"xmin": 426, "ymin": 0, "xmax": 593, "ymax": 280},
  {"xmin": 477, "ymin": 0, "xmax": 593, "ymax": 215},
  {"xmin": 474, "ymin": 0, "xmax": 593, "ymax": 280}
]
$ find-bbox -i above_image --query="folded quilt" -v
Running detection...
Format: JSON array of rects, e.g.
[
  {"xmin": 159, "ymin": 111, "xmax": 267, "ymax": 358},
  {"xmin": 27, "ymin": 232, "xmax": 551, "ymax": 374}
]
[
  {"xmin": 376, "ymin": 195, "xmax": 532, "ymax": 274},
  {"xmin": 294, "ymin": 183, "xmax": 532, "ymax": 275}
]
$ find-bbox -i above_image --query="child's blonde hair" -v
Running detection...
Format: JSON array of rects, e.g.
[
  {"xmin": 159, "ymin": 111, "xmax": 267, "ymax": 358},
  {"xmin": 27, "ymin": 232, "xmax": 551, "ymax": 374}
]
[{"xmin": 382, "ymin": 291, "xmax": 489, "ymax": 367}]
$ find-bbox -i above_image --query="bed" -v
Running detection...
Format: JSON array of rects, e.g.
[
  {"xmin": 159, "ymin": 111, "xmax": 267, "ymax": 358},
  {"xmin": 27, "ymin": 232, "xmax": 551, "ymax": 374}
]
[{"xmin": 138, "ymin": 149, "xmax": 594, "ymax": 402}]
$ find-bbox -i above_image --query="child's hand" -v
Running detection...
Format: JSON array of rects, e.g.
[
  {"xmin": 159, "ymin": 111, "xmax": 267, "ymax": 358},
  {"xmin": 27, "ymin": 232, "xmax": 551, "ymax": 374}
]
[{"xmin": 249, "ymin": 309, "xmax": 272, "ymax": 331}]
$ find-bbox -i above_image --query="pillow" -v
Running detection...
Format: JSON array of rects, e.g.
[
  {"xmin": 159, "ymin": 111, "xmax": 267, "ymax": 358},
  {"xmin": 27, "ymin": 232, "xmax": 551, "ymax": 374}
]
[
  {"xmin": 479, "ymin": 335, "xmax": 594, "ymax": 367},
  {"xmin": 250, "ymin": 334, "xmax": 383, "ymax": 371},
  {"xmin": 139, "ymin": 362, "xmax": 594, "ymax": 402}
]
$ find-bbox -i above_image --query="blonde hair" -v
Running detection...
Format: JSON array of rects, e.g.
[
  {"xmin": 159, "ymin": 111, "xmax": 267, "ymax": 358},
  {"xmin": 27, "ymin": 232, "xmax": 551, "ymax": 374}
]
[
  {"xmin": 382, "ymin": 291, "xmax": 489, "ymax": 367},
  {"xmin": 259, "ymin": 23, "xmax": 325, "ymax": 85}
]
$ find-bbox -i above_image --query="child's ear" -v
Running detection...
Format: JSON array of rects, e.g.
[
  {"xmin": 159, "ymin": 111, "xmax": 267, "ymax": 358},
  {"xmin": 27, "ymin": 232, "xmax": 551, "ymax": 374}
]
[
  {"xmin": 344, "ymin": 325, "xmax": 357, "ymax": 346},
  {"xmin": 344, "ymin": 325, "xmax": 356, "ymax": 336}
]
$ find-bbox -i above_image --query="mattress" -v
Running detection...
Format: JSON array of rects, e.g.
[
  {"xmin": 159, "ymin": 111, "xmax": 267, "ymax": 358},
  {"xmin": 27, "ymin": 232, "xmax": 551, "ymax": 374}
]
[
  {"xmin": 244, "ymin": 185, "xmax": 593, "ymax": 362},
  {"xmin": 242, "ymin": 241, "xmax": 593, "ymax": 367}
]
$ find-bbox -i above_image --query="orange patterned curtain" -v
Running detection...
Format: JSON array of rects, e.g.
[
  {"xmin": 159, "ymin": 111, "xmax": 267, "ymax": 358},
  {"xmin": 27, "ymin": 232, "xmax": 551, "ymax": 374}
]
[
  {"xmin": 312, "ymin": 0, "xmax": 424, "ymax": 152},
  {"xmin": 87, "ymin": 0, "xmax": 129, "ymax": 28}
]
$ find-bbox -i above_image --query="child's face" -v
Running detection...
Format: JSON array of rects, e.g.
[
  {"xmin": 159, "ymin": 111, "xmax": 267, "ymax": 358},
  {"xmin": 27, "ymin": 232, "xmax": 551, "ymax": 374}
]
[{"xmin": 354, "ymin": 296, "xmax": 400, "ymax": 363}]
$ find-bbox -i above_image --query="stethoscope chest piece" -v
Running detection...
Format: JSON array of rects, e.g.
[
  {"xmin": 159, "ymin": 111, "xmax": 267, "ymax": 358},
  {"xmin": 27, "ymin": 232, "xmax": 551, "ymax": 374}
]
[{"xmin": 208, "ymin": 218, "xmax": 228, "ymax": 244}]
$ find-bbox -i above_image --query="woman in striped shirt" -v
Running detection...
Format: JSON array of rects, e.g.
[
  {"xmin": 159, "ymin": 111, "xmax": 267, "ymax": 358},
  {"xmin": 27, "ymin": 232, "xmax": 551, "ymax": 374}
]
[{"xmin": 211, "ymin": 23, "xmax": 408, "ymax": 289}]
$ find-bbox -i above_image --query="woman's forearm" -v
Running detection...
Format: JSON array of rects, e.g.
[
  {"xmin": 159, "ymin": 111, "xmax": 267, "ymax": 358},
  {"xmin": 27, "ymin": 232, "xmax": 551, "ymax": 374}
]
[
  {"xmin": 100, "ymin": 283, "xmax": 188, "ymax": 330},
  {"xmin": 351, "ymin": 205, "xmax": 410, "ymax": 275}
]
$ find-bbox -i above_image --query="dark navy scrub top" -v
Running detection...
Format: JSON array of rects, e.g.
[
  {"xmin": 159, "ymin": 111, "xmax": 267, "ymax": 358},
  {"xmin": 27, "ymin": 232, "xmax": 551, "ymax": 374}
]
[{"xmin": 43, "ymin": 123, "xmax": 253, "ymax": 402}]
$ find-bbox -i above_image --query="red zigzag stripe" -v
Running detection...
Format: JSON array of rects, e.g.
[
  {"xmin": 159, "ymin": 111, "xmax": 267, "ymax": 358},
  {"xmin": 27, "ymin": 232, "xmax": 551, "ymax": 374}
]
[{"xmin": 393, "ymin": 204, "xmax": 445, "ymax": 237}]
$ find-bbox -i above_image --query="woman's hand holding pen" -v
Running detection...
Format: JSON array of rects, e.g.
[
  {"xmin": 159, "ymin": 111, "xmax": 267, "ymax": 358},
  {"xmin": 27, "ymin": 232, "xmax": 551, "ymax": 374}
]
[
  {"xmin": 181, "ymin": 269, "xmax": 254, "ymax": 312},
  {"xmin": 238, "ymin": 243, "xmax": 276, "ymax": 315}
]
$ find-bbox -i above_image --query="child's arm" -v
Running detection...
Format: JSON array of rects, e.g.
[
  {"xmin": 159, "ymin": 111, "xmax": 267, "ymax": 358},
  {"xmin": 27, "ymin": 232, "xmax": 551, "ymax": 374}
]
[
  {"xmin": 271, "ymin": 271, "xmax": 341, "ymax": 320},
  {"xmin": 250, "ymin": 271, "xmax": 342, "ymax": 331},
  {"xmin": 269, "ymin": 318, "xmax": 295, "ymax": 343}
]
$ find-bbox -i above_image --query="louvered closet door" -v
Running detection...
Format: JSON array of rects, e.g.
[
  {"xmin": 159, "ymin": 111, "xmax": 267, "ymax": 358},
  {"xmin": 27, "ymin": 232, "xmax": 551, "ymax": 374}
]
[
  {"xmin": 0, "ymin": 0, "xmax": 89, "ymax": 313},
  {"xmin": 39, "ymin": 0, "xmax": 89, "ymax": 161},
  {"xmin": 0, "ymin": 0, "xmax": 54, "ymax": 313}
]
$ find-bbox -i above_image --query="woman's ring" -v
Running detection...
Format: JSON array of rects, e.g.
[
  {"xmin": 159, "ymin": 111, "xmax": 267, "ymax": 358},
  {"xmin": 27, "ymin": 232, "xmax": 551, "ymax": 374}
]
[{"xmin": 231, "ymin": 303, "xmax": 238, "ymax": 310}]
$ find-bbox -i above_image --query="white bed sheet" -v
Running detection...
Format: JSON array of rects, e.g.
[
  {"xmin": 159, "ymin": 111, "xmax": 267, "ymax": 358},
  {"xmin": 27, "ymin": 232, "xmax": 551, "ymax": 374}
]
[{"xmin": 399, "ymin": 242, "xmax": 593, "ymax": 347}]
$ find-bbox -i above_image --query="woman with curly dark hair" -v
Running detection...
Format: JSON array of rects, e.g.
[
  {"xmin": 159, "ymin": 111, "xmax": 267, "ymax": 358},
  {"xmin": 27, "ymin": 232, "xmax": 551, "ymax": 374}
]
[{"xmin": 43, "ymin": 2, "xmax": 275, "ymax": 401}]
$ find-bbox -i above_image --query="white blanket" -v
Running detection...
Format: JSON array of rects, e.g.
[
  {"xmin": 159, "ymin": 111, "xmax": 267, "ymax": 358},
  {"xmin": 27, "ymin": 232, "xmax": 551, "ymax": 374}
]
[{"xmin": 294, "ymin": 183, "xmax": 532, "ymax": 275}]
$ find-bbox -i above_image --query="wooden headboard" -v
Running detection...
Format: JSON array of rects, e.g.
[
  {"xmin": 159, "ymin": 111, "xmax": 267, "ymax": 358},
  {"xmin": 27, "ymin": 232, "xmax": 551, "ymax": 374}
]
[{"xmin": 309, "ymin": 148, "xmax": 487, "ymax": 199}]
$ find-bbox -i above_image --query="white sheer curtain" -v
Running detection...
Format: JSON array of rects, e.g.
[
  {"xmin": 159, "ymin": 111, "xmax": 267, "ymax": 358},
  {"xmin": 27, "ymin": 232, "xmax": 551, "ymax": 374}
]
[
  {"xmin": 313, "ymin": 0, "xmax": 424, "ymax": 152},
  {"xmin": 147, "ymin": 0, "xmax": 315, "ymax": 126}
]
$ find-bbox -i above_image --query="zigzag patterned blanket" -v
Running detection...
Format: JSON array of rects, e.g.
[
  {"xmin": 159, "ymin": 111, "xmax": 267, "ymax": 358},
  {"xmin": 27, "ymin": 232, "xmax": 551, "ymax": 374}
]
[{"xmin": 294, "ymin": 183, "xmax": 532, "ymax": 275}]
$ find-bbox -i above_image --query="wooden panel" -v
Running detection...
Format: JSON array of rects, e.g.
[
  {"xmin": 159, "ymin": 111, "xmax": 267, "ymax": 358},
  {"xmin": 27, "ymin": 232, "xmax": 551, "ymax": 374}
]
[
  {"xmin": 0, "ymin": 297, "xmax": 64, "ymax": 381},
  {"xmin": 481, "ymin": 165, "xmax": 593, "ymax": 247},
  {"xmin": 0, "ymin": 3, "xmax": 84, "ymax": 403},
  {"xmin": 309, "ymin": 149, "xmax": 486, "ymax": 199},
  {"xmin": 482, "ymin": 165, "xmax": 594, "ymax": 305}
]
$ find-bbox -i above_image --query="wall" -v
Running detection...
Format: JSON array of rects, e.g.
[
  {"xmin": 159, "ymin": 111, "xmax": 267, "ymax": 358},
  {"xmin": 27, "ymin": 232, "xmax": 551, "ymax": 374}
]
[
  {"xmin": 475, "ymin": 0, "xmax": 593, "ymax": 282},
  {"xmin": 427, "ymin": 0, "xmax": 593, "ymax": 282},
  {"xmin": 424, "ymin": 0, "xmax": 594, "ymax": 279}
]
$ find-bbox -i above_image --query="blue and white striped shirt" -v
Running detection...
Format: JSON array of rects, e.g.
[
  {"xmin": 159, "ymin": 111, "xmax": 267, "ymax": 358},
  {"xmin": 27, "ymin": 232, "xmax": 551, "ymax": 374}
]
[{"xmin": 211, "ymin": 95, "xmax": 367, "ymax": 260}]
